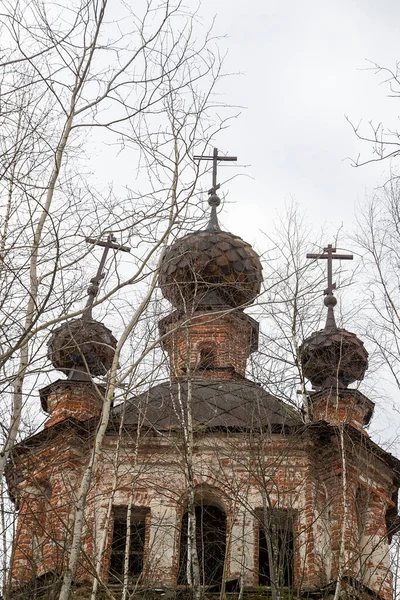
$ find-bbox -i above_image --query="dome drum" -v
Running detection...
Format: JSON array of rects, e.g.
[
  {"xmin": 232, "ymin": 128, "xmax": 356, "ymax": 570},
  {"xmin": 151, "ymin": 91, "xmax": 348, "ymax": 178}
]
[
  {"xmin": 159, "ymin": 309, "xmax": 259, "ymax": 380},
  {"xmin": 309, "ymin": 388, "xmax": 374, "ymax": 428}
]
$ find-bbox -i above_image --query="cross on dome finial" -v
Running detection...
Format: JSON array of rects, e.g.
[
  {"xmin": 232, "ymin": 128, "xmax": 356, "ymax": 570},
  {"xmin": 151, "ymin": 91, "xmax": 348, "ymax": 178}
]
[
  {"xmin": 306, "ymin": 244, "xmax": 353, "ymax": 331},
  {"xmin": 84, "ymin": 232, "xmax": 130, "ymax": 319},
  {"xmin": 194, "ymin": 147, "xmax": 237, "ymax": 231},
  {"xmin": 300, "ymin": 245, "xmax": 368, "ymax": 390},
  {"xmin": 47, "ymin": 230, "xmax": 129, "ymax": 381}
]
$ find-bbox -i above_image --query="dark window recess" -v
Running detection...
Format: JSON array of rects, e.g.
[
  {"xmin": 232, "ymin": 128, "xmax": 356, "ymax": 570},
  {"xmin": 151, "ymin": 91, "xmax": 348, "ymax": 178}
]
[
  {"xmin": 178, "ymin": 503, "xmax": 226, "ymax": 589},
  {"xmin": 198, "ymin": 346, "xmax": 215, "ymax": 370},
  {"xmin": 355, "ymin": 487, "xmax": 368, "ymax": 537},
  {"xmin": 258, "ymin": 509, "xmax": 294, "ymax": 588},
  {"xmin": 109, "ymin": 508, "xmax": 148, "ymax": 584}
]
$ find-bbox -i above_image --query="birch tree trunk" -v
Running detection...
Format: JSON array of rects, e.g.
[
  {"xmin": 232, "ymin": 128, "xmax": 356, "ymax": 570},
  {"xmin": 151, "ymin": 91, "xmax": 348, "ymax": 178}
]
[
  {"xmin": 333, "ymin": 424, "xmax": 349, "ymax": 600},
  {"xmin": 0, "ymin": 89, "xmax": 78, "ymax": 481},
  {"xmin": 1, "ymin": 3, "xmax": 228, "ymax": 597}
]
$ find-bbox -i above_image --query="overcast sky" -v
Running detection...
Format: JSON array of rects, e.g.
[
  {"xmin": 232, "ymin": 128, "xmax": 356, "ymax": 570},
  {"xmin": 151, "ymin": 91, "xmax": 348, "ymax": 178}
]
[
  {"xmin": 189, "ymin": 1, "xmax": 400, "ymax": 447},
  {"xmin": 86, "ymin": 1, "xmax": 400, "ymax": 446},
  {"xmin": 196, "ymin": 0, "xmax": 400, "ymax": 241},
  {"xmin": 25, "ymin": 1, "xmax": 400, "ymax": 445}
]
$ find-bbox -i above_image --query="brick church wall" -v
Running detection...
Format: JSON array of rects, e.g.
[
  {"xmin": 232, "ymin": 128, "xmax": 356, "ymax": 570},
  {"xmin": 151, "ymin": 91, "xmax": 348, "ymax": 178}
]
[{"xmin": 8, "ymin": 421, "xmax": 396, "ymax": 600}]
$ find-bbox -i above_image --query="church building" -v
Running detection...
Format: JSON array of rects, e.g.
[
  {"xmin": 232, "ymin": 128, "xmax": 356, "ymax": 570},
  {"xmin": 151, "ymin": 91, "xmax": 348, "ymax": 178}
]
[{"xmin": 6, "ymin": 151, "xmax": 400, "ymax": 599}]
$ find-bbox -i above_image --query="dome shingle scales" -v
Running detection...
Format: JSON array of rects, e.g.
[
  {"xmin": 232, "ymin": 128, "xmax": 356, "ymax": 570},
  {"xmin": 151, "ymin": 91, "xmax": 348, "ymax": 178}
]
[
  {"xmin": 300, "ymin": 326, "xmax": 368, "ymax": 389},
  {"xmin": 48, "ymin": 318, "xmax": 117, "ymax": 377},
  {"xmin": 159, "ymin": 230, "xmax": 263, "ymax": 309}
]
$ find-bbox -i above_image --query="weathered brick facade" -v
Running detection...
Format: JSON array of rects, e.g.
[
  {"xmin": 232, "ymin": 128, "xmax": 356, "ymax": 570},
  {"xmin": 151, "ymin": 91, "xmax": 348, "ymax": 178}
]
[
  {"xmin": 159, "ymin": 309, "xmax": 258, "ymax": 380},
  {"xmin": 6, "ymin": 219, "xmax": 400, "ymax": 600},
  {"xmin": 7, "ymin": 405, "xmax": 399, "ymax": 599},
  {"xmin": 40, "ymin": 381, "xmax": 106, "ymax": 427}
]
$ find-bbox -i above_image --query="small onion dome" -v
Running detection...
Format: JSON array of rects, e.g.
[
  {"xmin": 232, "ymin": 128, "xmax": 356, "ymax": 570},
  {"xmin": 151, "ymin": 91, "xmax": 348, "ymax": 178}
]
[
  {"xmin": 299, "ymin": 322, "xmax": 368, "ymax": 389},
  {"xmin": 159, "ymin": 229, "xmax": 263, "ymax": 309},
  {"xmin": 48, "ymin": 318, "xmax": 117, "ymax": 377}
]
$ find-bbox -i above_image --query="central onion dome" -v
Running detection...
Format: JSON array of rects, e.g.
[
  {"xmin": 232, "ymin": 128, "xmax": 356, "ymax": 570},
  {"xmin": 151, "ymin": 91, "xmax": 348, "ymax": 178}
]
[
  {"xmin": 299, "ymin": 294, "xmax": 368, "ymax": 389},
  {"xmin": 159, "ymin": 194, "xmax": 263, "ymax": 309},
  {"xmin": 48, "ymin": 317, "xmax": 117, "ymax": 378}
]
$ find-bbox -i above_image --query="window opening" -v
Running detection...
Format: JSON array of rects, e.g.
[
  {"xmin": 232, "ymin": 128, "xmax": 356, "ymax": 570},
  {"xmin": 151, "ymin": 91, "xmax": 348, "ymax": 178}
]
[
  {"xmin": 178, "ymin": 503, "xmax": 226, "ymax": 589},
  {"xmin": 355, "ymin": 487, "xmax": 368, "ymax": 538},
  {"xmin": 258, "ymin": 509, "xmax": 294, "ymax": 588},
  {"xmin": 109, "ymin": 507, "xmax": 149, "ymax": 584},
  {"xmin": 198, "ymin": 345, "xmax": 215, "ymax": 370}
]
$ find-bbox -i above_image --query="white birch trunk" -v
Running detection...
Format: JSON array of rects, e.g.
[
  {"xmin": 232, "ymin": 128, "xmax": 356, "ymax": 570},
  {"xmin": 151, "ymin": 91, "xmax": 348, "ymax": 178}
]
[
  {"xmin": 58, "ymin": 265, "xmax": 162, "ymax": 600},
  {"xmin": 0, "ymin": 105, "xmax": 75, "ymax": 482},
  {"xmin": 185, "ymin": 380, "xmax": 201, "ymax": 600},
  {"xmin": 121, "ymin": 498, "xmax": 133, "ymax": 600},
  {"xmin": 59, "ymin": 145, "xmax": 181, "ymax": 598},
  {"xmin": 333, "ymin": 424, "xmax": 348, "ymax": 600}
]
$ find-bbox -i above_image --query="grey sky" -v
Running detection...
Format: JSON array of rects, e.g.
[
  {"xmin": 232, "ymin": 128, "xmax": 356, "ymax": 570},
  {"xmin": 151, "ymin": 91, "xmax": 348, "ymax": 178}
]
[
  {"xmin": 198, "ymin": 0, "xmax": 400, "ymax": 239},
  {"xmin": 18, "ymin": 1, "xmax": 400, "ymax": 445},
  {"xmin": 79, "ymin": 1, "xmax": 400, "ymax": 447},
  {"xmin": 191, "ymin": 1, "xmax": 400, "ymax": 447}
]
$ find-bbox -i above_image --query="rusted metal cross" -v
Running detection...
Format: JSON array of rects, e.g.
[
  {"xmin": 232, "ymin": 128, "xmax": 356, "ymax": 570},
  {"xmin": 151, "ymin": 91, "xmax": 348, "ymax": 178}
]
[
  {"xmin": 194, "ymin": 147, "xmax": 237, "ymax": 195},
  {"xmin": 84, "ymin": 232, "xmax": 131, "ymax": 318},
  {"xmin": 307, "ymin": 244, "xmax": 353, "ymax": 296}
]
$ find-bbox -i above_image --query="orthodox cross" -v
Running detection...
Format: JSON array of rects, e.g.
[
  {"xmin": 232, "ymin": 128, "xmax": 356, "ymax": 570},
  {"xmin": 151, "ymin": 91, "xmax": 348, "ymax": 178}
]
[
  {"xmin": 307, "ymin": 244, "xmax": 353, "ymax": 296},
  {"xmin": 84, "ymin": 232, "xmax": 131, "ymax": 319},
  {"xmin": 193, "ymin": 147, "xmax": 237, "ymax": 195}
]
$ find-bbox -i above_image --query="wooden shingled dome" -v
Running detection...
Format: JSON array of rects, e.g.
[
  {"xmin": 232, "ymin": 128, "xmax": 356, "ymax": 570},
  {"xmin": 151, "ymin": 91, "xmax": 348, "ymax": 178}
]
[
  {"xmin": 300, "ymin": 327, "xmax": 368, "ymax": 389},
  {"xmin": 159, "ymin": 229, "xmax": 263, "ymax": 308},
  {"xmin": 48, "ymin": 318, "xmax": 117, "ymax": 377}
]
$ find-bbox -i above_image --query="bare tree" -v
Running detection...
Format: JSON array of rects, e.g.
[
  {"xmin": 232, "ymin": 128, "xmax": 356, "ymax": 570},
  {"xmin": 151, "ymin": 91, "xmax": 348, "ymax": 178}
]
[
  {"xmin": 2, "ymin": 9, "xmax": 399, "ymax": 600},
  {"xmin": 346, "ymin": 61, "xmax": 400, "ymax": 167},
  {"xmin": 353, "ymin": 181, "xmax": 400, "ymax": 393},
  {"xmin": 0, "ymin": 0, "xmax": 231, "ymax": 594}
]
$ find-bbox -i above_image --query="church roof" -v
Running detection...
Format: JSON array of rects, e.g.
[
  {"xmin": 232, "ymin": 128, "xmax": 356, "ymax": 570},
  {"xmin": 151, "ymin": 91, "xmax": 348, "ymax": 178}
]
[{"xmin": 111, "ymin": 378, "xmax": 301, "ymax": 431}]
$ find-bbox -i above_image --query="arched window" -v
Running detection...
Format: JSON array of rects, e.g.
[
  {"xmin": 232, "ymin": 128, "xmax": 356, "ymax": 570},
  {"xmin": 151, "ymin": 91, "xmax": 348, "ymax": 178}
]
[
  {"xmin": 197, "ymin": 344, "xmax": 216, "ymax": 370},
  {"xmin": 178, "ymin": 502, "xmax": 226, "ymax": 589}
]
